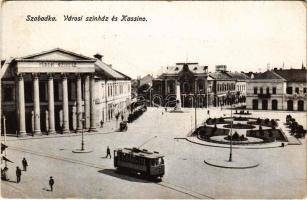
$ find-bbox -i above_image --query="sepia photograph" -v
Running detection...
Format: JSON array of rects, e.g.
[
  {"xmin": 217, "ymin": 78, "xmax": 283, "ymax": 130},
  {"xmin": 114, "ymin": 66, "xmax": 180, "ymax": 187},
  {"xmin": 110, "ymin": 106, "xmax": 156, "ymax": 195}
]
[{"xmin": 0, "ymin": 1, "xmax": 306, "ymax": 199}]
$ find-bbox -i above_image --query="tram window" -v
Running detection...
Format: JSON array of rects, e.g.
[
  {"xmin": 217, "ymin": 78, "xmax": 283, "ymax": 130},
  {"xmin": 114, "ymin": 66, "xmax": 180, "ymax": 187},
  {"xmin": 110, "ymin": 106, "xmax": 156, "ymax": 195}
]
[
  {"xmin": 151, "ymin": 159, "xmax": 158, "ymax": 166},
  {"xmin": 158, "ymin": 158, "xmax": 164, "ymax": 164}
]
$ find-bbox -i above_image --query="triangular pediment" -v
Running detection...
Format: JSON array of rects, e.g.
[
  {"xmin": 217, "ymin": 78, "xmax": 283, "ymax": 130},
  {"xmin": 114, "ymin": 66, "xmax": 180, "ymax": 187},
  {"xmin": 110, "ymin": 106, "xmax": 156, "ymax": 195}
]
[{"xmin": 20, "ymin": 48, "xmax": 95, "ymax": 61}]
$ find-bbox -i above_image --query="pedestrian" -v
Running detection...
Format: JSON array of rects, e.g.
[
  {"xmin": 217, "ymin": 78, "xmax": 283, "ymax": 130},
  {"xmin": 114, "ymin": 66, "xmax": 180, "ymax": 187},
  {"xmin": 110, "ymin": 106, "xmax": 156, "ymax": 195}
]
[
  {"xmin": 49, "ymin": 176, "xmax": 54, "ymax": 191},
  {"xmin": 16, "ymin": 166, "xmax": 21, "ymax": 183},
  {"xmin": 121, "ymin": 114, "xmax": 124, "ymax": 121},
  {"xmin": 1, "ymin": 167, "xmax": 8, "ymax": 181},
  {"xmin": 207, "ymin": 110, "xmax": 210, "ymax": 115},
  {"xmin": 165, "ymin": 107, "xmax": 167, "ymax": 112},
  {"xmin": 106, "ymin": 146, "xmax": 111, "ymax": 159},
  {"xmin": 100, "ymin": 120, "xmax": 104, "ymax": 128},
  {"xmin": 22, "ymin": 157, "xmax": 28, "ymax": 171}
]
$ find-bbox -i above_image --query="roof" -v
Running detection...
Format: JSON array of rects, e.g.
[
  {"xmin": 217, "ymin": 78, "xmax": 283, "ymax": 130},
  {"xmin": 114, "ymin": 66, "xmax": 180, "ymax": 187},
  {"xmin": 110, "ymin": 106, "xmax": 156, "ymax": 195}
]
[
  {"xmin": 113, "ymin": 69, "xmax": 132, "ymax": 80},
  {"xmin": 273, "ymin": 68, "xmax": 307, "ymax": 82},
  {"xmin": 1, "ymin": 57, "xmax": 15, "ymax": 79},
  {"xmin": 209, "ymin": 71, "xmax": 233, "ymax": 80},
  {"xmin": 250, "ymin": 70, "xmax": 286, "ymax": 80},
  {"xmin": 95, "ymin": 59, "xmax": 127, "ymax": 80},
  {"xmin": 116, "ymin": 147, "xmax": 164, "ymax": 159},
  {"xmin": 225, "ymin": 72, "xmax": 249, "ymax": 80},
  {"xmin": 161, "ymin": 63, "xmax": 208, "ymax": 75},
  {"xmin": 19, "ymin": 48, "xmax": 95, "ymax": 61}
]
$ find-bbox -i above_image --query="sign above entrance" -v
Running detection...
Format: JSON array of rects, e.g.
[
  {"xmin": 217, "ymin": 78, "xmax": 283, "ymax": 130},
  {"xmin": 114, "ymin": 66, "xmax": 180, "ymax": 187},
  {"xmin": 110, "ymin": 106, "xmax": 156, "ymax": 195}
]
[
  {"xmin": 16, "ymin": 61, "xmax": 95, "ymax": 74},
  {"xmin": 39, "ymin": 62, "xmax": 77, "ymax": 68}
]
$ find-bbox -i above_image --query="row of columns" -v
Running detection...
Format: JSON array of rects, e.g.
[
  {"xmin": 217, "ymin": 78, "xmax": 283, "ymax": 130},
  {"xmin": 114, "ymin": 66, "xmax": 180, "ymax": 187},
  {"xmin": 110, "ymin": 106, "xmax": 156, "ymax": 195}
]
[{"xmin": 18, "ymin": 74, "xmax": 96, "ymax": 136}]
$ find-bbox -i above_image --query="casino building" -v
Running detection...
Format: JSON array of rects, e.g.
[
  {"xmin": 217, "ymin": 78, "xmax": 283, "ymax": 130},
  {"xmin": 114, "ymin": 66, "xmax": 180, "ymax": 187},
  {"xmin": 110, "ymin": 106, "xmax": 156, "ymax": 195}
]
[
  {"xmin": 246, "ymin": 67, "xmax": 307, "ymax": 111},
  {"xmin": 0, "ymin": 48, "xmax": 131, "ymax": 136}
]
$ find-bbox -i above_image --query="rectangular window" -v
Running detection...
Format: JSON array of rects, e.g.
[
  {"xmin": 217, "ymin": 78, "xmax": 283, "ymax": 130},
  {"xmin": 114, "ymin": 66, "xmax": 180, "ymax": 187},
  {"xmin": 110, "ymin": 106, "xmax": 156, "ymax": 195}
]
[
  {"xmin": 304, "ymin": 88, "xmax": 307, "ymax": 93},
  {"xmin": 272, "ymin": 87, "xmax": 276, "ymax": 94},
  {"xmin": 295, "ymin": 87, "xmax": 299, "ymax": 94},
  {"xmin": 254, "ymin": 87, "xmax": 258, "ymax": 94},
  {"xmin": 266, "ymin": 87, "xmax": 270, "ymax": 94},
  {"xmin": 3, "ymin": 85, "xmax": 14, "ymax": 102},
  {"xmin": 286, "ymin": 87, "xmax": 292, "ymax": 94},
  {"xmin": 260, "ymin": 88, "xmax": 263, "ymax": 94}
]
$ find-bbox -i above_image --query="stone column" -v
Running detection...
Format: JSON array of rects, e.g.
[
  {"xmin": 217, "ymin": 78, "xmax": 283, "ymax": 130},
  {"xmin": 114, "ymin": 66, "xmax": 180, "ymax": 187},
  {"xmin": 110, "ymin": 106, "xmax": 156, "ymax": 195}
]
[
  {"xmin": 18, "ymin": 75, "xmax": 26, "ymax": 136},
  {"xmin": 164, "ymin": 80, "xmax": 168, "ymax": 97},
  {"xmin": 62, "ymin": 75, "xmax": 70, "ymax": 133},
  {"xmin": 175, "ymin": 81, "xmax": 181, "ymax": 110},
  {"xmin": 0, "ymin": 78, "xmax": 1, "ymax": 135},
  {"xmin": 84, "ymin": 75, "xmax": 90, "ymax": 129},
  {"xmin": 33, "ymin": 74, "xmax": 41, "ymax": 135},
  {"xmin": 89, "ymin": 76, "xmax": 96, "ymax": 131},
  {"xmin": 76, "ymin": 75, "xmax": 83, "ymax": 132},
  {"xmin": 48, "ymin": 75, "xmax": 55, "ymax": 134},
  {"xmin": 293, "ymin": 99, "xmax": 298, "ymax": 111}
]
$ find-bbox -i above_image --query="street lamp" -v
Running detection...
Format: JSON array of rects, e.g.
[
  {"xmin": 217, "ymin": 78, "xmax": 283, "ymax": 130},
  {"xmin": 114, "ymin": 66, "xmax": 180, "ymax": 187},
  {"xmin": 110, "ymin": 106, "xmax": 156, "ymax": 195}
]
[
  {"xmin": 72, "ymin": 118, "xmax": 92, "ymax": 153},
  {"xmin": 81, "ymin": 118, "xmax": 85, "ymax": 151},
  {"xmin": 227, "ymin": 91, "xmax": 233, "ymax": 162},
  {"xmin": 149, "ymin": 88, "xmax": 153, "ymax": 107},
  {"xmin": 194, "ymin": 90, "xmax": 202, "ymax": 131}
]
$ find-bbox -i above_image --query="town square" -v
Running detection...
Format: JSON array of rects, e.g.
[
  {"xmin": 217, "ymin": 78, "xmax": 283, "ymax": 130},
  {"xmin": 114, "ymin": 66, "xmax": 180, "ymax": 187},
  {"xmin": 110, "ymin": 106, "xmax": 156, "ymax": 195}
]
[
  {"xmin": 1, "ymin": 1, "xmax": 306, "ymax": 199},
  {"xmin": 1, "ymin": 106, "xmax": 306, "ymax": 199}
]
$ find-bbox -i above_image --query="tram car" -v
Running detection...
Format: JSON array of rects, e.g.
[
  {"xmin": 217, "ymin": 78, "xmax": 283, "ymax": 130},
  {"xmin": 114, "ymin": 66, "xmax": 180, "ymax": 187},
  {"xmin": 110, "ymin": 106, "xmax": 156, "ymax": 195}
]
[{"xmin": 114, "ymin": 147, "xmax": 165, "ymax": 179}]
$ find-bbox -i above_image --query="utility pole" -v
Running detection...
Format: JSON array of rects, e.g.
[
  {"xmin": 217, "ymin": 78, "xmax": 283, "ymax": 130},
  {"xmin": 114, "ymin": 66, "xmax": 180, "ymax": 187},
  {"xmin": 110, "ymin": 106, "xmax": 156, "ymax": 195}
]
[
  {"xmin": 3, "ymin": 116, "xmax": 7, "ymax": 167},
  {"xmin": 228, "ymin": 94, "xmax": 233, "ymax": 162},
  {"xmin": 194, "ymin": 94, "xmax": 197, "ymax": 131}
]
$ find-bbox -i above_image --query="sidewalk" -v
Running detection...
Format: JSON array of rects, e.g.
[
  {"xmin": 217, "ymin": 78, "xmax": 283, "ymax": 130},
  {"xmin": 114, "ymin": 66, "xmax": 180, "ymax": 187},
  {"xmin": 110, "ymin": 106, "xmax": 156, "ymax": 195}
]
[
  {"xmin": 278, "ymin": 120, "xmax": 302, "ymax": 145},
  {"xmin": 179, "ymin": 136, "xmax": 286, "ymax": 149},
  {"xmin": 5, "ymin": 120, "xmax": 120, "ymax": 142}
]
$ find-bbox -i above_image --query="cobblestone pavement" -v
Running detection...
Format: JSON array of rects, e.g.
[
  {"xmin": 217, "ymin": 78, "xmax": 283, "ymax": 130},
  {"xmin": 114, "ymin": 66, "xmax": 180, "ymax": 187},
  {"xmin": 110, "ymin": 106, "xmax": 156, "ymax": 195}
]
[{"xmin": 1, "ymin": 107, "xmax": 306, "ymax": 199}]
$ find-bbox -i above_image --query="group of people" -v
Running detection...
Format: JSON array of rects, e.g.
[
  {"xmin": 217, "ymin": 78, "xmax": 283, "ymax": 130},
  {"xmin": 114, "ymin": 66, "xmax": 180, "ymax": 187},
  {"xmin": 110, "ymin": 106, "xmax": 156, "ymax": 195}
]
[
  {"xmin": 100, "ymin": 113, "xmax": 126, "ymax": 128},
  {"xmin": 15, "ymin": 158, "xmax": 28, "ymax": 184},
  {"xmin": 2, "ymin": 157, "xmax": 55, "ymax": 192}
]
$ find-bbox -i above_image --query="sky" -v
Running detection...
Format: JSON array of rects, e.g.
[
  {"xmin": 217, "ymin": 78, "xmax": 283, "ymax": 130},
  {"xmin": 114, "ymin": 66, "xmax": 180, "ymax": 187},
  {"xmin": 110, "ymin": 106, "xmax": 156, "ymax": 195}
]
[{"xmin": 1, "ymin": 1, "xmax": 306, "ymax": 79}]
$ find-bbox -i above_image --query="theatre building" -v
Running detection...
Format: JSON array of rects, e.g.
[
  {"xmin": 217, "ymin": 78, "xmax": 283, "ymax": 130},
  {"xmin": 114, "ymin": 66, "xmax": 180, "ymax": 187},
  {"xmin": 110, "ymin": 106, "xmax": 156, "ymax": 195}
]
[{"xmin": 0, "ymin": 48, "xmax": 131, "ymax": 136}]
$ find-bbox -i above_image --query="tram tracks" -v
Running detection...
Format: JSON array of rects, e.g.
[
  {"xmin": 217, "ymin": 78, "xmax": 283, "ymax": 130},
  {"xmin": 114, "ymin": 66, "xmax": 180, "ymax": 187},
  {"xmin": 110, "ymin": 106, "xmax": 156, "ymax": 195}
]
[{"xmin": 8, "ymin": 146, "xmax": 214, "ymax": 199}]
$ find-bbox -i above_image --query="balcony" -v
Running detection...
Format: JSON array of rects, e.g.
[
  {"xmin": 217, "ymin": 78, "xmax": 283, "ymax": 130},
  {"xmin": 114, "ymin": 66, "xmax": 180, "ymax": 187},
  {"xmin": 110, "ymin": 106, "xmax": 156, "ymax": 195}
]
[{"xmin": 258, "ymin": 93, "xmax": 271, "ymax": 98}]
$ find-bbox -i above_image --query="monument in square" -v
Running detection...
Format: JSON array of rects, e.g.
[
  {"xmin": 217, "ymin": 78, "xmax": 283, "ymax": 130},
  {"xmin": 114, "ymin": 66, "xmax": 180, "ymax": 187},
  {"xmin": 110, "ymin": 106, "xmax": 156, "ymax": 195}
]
[{"xmin": 173, "ymin": 82, "xmax": 183, "ymax": 112}]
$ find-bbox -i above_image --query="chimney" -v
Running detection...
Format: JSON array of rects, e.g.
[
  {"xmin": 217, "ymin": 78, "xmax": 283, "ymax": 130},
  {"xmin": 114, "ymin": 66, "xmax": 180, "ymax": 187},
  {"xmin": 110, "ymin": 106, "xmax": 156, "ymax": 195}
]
[{"xmin": 94, "ymin": 53, "xmax": 103, "ymax": 60}]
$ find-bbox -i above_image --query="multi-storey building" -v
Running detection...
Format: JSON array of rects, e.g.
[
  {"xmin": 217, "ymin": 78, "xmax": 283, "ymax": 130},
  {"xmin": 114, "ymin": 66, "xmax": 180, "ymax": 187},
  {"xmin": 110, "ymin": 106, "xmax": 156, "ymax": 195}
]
[
  {"xmin": 246, "ymin": 67, "xmax": 306, "ymax": 111},
  {"xmin": 208, "ymin": 66, "xmax": 248, "ymax": 106},
  {"xmin": 273, "ymin": 68, "xmax": 307, "ymax": 111},
  {"xmin": 152, "ymin": 63, "xmax": 209, "ymax": 107},
  {"xmin": 209, "ymin": 71, "xmax": 236, "ymax": 106},
  {"xmin": 225, "ymin": 71, "xmax": 249, "ymax": 103},
  {"xmin": 0, "ymin": 48, "xmax": 131, "ymax": 136}
]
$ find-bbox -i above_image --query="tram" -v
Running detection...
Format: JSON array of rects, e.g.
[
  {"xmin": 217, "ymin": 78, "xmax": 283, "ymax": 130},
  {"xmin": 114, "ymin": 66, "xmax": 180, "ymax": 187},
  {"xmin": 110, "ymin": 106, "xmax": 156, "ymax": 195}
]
[{"xmin": 114, "ymin": 147, "xmax": 165, "ymax": 179}]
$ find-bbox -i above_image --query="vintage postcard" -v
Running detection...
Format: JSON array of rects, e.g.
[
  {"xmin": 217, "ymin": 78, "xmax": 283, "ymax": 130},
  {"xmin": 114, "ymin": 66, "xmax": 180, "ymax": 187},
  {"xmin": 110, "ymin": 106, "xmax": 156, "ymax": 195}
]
[{"xmin": 0, "ymin": 1, "xmax": 306, "ymax": 199}]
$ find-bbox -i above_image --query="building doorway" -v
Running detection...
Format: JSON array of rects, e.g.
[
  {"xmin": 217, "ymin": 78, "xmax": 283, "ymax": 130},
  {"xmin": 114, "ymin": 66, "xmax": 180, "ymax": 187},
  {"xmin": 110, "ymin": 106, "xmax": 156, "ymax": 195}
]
[
  {"xmin": 287, "ymin": 100, "xmax": 293, "ymax": 111},
  {"xmin": 272, "ymin": 100, "xmax": 278, "ymax": 110},
  {"xmin": 298, "ymin": 100, "xmax": 304, "ymax": 111},
  {"xmin": 262, "ymin": 99, "xmax": 268, "ymax": 110},
  {"xmin": 252, "ymin": 99, "xmax": 258, "ymax": 110}
]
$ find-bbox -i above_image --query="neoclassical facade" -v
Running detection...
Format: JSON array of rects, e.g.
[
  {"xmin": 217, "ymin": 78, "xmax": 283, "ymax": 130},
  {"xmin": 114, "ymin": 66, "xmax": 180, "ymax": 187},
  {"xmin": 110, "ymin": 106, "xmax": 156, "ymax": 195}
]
[{"xmin": 1, "ymin": 48, "xmax": 131, "ymax": 136}]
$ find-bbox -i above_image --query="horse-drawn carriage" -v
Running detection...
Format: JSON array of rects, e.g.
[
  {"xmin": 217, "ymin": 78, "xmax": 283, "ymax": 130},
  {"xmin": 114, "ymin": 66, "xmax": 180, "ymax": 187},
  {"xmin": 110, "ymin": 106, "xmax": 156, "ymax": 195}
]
[{"xmin": 119, "ymin": 121, "xmax": 128, "ymax": 131}]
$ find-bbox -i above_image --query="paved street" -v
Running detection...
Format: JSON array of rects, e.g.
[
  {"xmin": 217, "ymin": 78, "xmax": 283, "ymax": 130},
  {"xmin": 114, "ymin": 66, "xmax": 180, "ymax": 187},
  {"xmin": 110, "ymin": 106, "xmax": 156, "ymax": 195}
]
[{"xmin": 2, "ymin": 107, "xmax": 306, "ymax": 199}]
